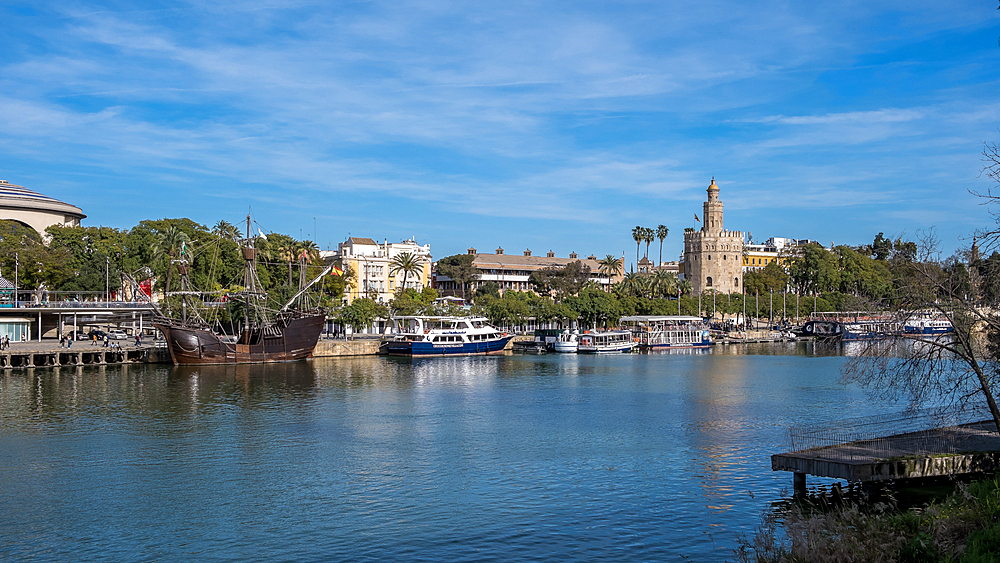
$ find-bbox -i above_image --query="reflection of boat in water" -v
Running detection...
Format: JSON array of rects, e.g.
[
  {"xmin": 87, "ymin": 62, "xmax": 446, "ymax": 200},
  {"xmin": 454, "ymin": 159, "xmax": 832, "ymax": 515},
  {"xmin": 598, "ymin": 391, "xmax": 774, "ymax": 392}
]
[
  {"xmin": 620, "ymin": 315, "xmax": 711, "ymax": 349},
  {"xmin": 153, "ymin": 215, "xmax": 329, "ymax": 365},
  {"xmin": 552, "ymin": 330, "xmax": 579, "ymax": 353},
  {"xmin": 577, "ymin": 330, "xmax": 636, "ymax": 353},
  {"xmin": 384, "ymin": 316, "xmax": 513, "ymax": 356}
]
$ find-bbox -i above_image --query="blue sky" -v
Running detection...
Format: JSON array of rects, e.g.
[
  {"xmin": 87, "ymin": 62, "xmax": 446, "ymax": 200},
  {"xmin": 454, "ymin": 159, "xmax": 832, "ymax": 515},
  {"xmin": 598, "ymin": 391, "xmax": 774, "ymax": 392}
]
[{"xmin": 1, "ymin": 1, "xmax": 998, "ymax": 269}]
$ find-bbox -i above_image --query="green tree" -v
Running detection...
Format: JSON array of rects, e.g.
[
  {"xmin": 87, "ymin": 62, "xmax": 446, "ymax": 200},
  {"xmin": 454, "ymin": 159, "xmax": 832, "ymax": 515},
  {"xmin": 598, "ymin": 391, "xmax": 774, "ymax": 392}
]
[
  {"xmin": 389, "ymin": 251, "xmax": 424, "ymax": 294},
  {"xmin": 598, "ymin": 254, "xmax": 624, "ymax": 286},
  {"xmin": 152, "ymin": 226, "xmax": 186, "ymax": 294},
  {"xmin": 631, "ymin": 226, "xmax": 643, "ymax": 269},
  {"xmin": 337, "ymin": 297, "xmax": 387, "ymax": 335},
  {"xmin": 437, "ymin": 254, "xmax": 479, "ymax": 300},
  {"xmin": 656, "ymin": 225, "xmax": 669, "ymax": 266},
  {"xmin": 642, "ymin": 227, "xmax": 655, "ymax": 261},
  {"xmin": 788, "ymin": 242, "xmax": 840, "ymax": 295}
]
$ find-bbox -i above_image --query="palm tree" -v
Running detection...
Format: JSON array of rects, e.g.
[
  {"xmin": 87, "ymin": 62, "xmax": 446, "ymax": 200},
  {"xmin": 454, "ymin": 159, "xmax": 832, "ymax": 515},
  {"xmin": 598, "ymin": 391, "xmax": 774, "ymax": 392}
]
[
  {"xmin": 212, "ymin": 220, "xmax": 240, "ymax": 240},
  {"xmin": 152, "ymin": 226, "xmax": 186, "ymax": 294},
  {"xmin": 651, "ymin": 270, "xmax": 677, "ymax": 298},
  {"xmin": 277, "ymin": 241, "xmax": 298, "ymax": 286},
  {"xmin": 598, "ymin": 254, "xmax": 624, "ymax": 288},
  {"xmin": 389, "ymin": 252, "xmax": 424, "ymax": 293},
  {"xmin": 631, "ymin": 226, "xmax": 643, "ymax": 270},
  {"xmin": 297, "ymin": 240, "xmax": 321, "ymax": 287},
  {"xmin": 642, "ymin": 227, "xmax": 655, "ymax": 261},
  {"xmin": 656, "ymin": 225, "xmax": 669, "ymax": 267}
]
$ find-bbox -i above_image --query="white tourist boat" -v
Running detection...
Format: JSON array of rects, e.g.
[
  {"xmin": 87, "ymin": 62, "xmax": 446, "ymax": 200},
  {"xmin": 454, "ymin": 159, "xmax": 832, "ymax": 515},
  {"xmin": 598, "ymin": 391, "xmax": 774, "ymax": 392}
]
[
  {"xmin": 552, "ymin": 330, "xmax": 579, "ymax": 353},
  {"xmin": 620, "ymin": 315, "xmax": 711, "ymax": 349},
  {"xmin": 903, "ymin": 312, "xmax": 953, "ymax": 335},
  {"xmin": 384, "ymin": 316, "xmax": 513, "ymax": 356},
  {"xmin": 577, "ymin": 330, "xmax": 636, "ymax": 353}
]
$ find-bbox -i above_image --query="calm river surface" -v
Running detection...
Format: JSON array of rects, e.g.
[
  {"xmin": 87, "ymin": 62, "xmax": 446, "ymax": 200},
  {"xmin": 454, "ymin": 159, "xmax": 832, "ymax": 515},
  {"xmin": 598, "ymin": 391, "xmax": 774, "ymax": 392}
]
[{"xmin": 0, "ymin": 343, "xmax": 893, "ymax": 562}]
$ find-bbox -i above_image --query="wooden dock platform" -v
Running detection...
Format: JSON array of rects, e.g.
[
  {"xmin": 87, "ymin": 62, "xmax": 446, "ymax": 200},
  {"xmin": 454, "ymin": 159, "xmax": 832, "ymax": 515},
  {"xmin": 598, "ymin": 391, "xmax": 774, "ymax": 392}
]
[{"xmin": 772, "ymin": 421, "xmax": 1000, "ymax": 493}]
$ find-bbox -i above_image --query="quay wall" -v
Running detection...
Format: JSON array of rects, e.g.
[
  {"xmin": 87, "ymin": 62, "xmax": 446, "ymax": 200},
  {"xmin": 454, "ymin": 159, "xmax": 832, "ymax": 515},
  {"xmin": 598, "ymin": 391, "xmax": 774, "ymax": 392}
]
[{"xmin": 313, "ymin": 339, "xmax": 383, "ymax": 357}]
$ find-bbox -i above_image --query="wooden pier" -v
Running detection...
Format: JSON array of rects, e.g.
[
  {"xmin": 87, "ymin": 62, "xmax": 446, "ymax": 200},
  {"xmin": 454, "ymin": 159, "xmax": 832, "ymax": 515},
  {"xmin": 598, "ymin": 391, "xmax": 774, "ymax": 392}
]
[
  {"xmin": 0, "ymin": 343, "xmax": 171, "ymax": 368},
  {"xmin": 772, "ymin": 420, "xmax": 1000, "ymax": 494}
]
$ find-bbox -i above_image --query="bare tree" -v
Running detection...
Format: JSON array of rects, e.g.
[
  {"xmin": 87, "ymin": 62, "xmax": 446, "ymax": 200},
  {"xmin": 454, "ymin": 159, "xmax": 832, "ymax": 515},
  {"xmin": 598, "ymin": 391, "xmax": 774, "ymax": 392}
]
[{"xmin": 842, "ymin": 146, "xmax": 1000, "ymax": 432}]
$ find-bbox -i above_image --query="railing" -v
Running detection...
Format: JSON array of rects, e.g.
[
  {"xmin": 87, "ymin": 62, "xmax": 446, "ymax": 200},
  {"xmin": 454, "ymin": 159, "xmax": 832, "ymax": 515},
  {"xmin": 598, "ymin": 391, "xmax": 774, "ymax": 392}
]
[
  {"xmin": 788, "ymin": 404, "xmax": 997, "ymax": 461},
  {"xmin": 0, "ymin": 301, "xmax": 156, "ymax": 309}
]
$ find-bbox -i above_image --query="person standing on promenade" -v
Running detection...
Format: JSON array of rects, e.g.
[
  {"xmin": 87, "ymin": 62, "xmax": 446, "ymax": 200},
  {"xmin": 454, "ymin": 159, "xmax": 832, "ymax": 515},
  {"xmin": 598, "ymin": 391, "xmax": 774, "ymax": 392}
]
[{"xmin": 67, "ymin": 334, "xmax": 72, "ymax": 349}]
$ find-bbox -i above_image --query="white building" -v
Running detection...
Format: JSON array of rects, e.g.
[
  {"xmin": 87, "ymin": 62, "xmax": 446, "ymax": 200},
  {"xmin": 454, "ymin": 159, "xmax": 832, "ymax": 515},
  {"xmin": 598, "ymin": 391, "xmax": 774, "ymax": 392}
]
[{"xmin": 324, "ymin": 237, "xmax": 433, "ymax": 304}]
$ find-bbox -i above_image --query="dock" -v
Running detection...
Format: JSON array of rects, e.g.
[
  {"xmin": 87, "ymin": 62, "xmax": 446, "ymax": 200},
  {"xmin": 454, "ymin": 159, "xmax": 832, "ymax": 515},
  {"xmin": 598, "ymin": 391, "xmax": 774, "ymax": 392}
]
[
  {"xmin": 772, "ymin": 408, "xmax": 1000, "ymax": 494},
  {"xmin": 0, "ymin": 341, "xmax": 170, "ymax": 368}
]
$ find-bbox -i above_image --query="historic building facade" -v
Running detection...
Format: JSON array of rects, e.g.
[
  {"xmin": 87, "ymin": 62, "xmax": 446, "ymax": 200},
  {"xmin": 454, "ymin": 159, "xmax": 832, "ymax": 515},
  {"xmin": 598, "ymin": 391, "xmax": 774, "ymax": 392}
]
[{"xmin": 683, "ymin": 179, "xmax": 744, "ymax": 295}]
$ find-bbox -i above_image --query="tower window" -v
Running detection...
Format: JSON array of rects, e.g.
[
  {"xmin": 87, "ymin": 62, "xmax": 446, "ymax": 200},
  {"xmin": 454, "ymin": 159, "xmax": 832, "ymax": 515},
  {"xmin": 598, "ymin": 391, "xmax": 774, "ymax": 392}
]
[{"xmin": 706, "ymin": 277, "xmax": 713, "ymax": 287}]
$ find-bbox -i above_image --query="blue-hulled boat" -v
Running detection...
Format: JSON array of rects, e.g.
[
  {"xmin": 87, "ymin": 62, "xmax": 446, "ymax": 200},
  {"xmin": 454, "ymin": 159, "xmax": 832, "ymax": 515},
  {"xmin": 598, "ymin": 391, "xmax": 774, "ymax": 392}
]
[{"xmin": 384, "ymin": 316, "xmax": 513, "ymax": 356}]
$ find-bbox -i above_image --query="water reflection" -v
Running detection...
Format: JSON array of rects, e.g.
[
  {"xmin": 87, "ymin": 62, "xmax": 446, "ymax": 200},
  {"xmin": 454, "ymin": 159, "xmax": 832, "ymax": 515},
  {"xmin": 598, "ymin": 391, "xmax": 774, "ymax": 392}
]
[{"xmin": 0, "ymin": 345, "xmax": 892, "ymax": 561}]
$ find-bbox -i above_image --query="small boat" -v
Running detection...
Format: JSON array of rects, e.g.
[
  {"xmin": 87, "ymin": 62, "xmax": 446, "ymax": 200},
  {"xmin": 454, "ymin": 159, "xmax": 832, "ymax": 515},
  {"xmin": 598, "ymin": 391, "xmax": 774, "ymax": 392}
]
[
  {"xmin": 384, "ymin": 316, "xmax": 513, "ymax": 356},
  {"xmin": 552, "ymin": 330, "xmax": 579, "ymax": 353},
  {"xmin": 620, "ymin": 315, "xmax": 711, "ymax": 349},
  {"xmin": 577, "ymin": 330, "xmax": 636, "ymax": 353}
]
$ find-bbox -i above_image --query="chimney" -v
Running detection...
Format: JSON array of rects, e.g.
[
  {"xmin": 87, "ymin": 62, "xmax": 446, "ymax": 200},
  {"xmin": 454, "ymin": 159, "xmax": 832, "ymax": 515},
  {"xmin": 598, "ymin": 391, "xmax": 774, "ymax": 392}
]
[
  {"xmin": 496, "ymin": 247, "xmax": 504, "ymax": 255},
  {"xmin": 569, "ymin": 251, "xmax": 577, "ymax": 259},
  {"xmin": 524, "ymin": 249, "xmax": 531, "ymax": 257},
  {"xmin": 467, "ymin": 248, "xmax": 477, "ymax": 255},
  {"xmin": 547, "ymin": 250, "xmax": 555, "ymax": 258}
]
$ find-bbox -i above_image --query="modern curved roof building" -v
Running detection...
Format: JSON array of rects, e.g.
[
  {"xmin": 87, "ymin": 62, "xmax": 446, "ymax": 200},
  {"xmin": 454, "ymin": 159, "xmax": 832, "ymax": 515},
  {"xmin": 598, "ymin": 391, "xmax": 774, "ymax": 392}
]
[{"xmin": 0, "ymin": 179, "xmax": 86, "ymax": 236}]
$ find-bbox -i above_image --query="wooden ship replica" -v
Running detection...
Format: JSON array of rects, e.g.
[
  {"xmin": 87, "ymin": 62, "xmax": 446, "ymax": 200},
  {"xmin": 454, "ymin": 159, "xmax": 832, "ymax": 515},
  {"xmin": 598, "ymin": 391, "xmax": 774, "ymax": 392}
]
[{"xmin": 152, "ymin": 216, "xmax": 330, "ymax": 365}]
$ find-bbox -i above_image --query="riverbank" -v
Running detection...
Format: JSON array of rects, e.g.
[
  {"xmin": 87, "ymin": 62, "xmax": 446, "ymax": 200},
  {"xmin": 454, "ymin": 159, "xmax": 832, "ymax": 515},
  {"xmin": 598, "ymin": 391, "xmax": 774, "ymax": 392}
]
[{"xmin": 738, "ymin": 473, "xmax": 1000, "ymax": 562}]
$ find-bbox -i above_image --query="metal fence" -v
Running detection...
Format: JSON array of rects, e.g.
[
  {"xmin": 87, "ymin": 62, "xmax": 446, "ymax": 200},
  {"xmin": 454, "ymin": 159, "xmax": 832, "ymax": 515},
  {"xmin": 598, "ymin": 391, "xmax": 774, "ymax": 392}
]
[{"xmin": 787, "ymin": 404, "xmax": 998, "ymax": 461}]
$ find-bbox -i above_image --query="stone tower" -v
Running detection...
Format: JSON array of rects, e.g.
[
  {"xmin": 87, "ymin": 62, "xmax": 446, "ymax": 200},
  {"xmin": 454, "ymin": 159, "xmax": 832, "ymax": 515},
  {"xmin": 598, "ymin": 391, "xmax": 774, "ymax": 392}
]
[{"xmin": 683, "ymin": 178, "xmax": 744, "ymax": 295}]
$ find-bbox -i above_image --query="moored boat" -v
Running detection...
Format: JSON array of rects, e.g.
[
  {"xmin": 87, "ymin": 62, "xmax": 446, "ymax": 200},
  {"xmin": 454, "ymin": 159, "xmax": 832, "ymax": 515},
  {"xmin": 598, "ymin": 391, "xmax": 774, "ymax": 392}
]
[
  {"xmin": 552, "ymin": 330, "xmax": 579, "ymax": 353},
  {"xmin": 152, "ymin": 215, "xmax": 331, "ymax": 365},
  {"xmin": 903, "ymin": 312, "xmax": 953, "ymax": 335},
  {"xmin": 384, "ymin": 316, "xmax": 513, "ymax": 356},
  {"xmin": 620, "ymin": 315, "xmax": 711, "ymax": 349},
  {"xmin": 577, "ymin": 330, "xmax": 635, "ymax": 353}
]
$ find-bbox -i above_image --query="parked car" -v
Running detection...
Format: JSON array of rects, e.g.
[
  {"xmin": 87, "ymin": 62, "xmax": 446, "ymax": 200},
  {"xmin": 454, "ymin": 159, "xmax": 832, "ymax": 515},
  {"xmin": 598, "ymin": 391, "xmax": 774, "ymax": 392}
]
[
  {"xmin": 108, "ymin": 330, "xmax": 128, "ymax": 340},
  {"xmin": 87, "ymin": 330, "xmax": 106, "ymax": 340}
]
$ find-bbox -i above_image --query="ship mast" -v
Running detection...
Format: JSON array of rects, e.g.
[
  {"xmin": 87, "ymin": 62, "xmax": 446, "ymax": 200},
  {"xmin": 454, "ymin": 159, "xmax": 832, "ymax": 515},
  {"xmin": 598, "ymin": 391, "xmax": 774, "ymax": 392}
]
[{"xmin": 243, "ymin": 213, "xmax": 256, "ymax": 330}]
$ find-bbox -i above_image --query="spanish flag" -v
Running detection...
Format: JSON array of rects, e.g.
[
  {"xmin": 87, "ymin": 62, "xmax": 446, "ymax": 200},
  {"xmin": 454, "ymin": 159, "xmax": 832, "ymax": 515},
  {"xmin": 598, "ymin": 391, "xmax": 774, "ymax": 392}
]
[{"xmin": 332, "ymin": 266, "xmax": 344, "ymax": 276}]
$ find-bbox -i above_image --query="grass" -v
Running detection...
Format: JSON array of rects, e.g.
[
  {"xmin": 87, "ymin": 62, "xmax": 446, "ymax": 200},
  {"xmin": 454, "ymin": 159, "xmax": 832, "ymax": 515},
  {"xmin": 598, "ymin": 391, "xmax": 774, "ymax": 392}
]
[{"xmin": 735, "ymin": 474, "xmax": 1000, "ymax": 562}]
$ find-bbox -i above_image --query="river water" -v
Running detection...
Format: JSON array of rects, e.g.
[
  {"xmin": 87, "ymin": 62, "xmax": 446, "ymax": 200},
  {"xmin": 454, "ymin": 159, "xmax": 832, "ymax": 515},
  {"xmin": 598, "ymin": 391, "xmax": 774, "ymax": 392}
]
[{"xmin": 0, "ymin": 343, "xmax": 893, "ymax": 561}]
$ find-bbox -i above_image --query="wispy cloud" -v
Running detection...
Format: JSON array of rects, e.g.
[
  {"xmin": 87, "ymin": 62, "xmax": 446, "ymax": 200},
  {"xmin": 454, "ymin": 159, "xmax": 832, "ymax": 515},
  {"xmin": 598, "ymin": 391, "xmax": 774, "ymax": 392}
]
[{"xmin": 0, "ymin": 0, "xmax": 997, "ymax": 259}]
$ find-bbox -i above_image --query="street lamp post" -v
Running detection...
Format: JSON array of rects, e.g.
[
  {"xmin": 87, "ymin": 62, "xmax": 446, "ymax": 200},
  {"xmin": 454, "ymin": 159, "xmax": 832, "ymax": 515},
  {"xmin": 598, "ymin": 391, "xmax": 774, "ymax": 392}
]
[{"xmin": 14, "ymin": 252, "xmax": 18, "ymax": 308}]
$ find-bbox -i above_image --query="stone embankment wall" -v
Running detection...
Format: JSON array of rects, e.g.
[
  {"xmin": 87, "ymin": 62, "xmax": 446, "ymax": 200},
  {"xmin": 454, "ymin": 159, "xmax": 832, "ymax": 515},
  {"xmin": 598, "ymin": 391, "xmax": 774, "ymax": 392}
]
[{"xmin": 313, "ymin": 339, "xmax": 383, "ymax": 357}]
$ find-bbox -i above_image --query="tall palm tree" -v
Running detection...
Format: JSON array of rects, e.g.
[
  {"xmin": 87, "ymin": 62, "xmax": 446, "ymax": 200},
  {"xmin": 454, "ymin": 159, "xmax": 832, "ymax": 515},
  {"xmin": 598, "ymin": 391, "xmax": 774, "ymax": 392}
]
[
  {"xmin": 631, "ymin": 226, "xmax": 643, "ymax": 270},
  {"xmin": 598, "ymin": 254, "xmax": 624, "ymax": 288},
  {"xmin": 656, "ymin": 225, "xmax": 669, "ymax": 267},
  {"xmin": 642, "ymin": 227, "xmax": 655, "ymax": 261},
  {"xmin": 389, "ymin": 252, "xmax": 423, "ymax": 293},
  {"xmin": 152, "ymin": 226, "xmax": 186, "ymax": 294}
]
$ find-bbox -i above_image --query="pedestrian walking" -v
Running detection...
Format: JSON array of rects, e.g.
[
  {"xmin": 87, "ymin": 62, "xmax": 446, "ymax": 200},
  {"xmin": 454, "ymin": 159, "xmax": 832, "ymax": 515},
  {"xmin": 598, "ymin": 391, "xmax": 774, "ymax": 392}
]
[{"xmin": 67, "ymin": 334, "xmax": 72, "ymax": 349}]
